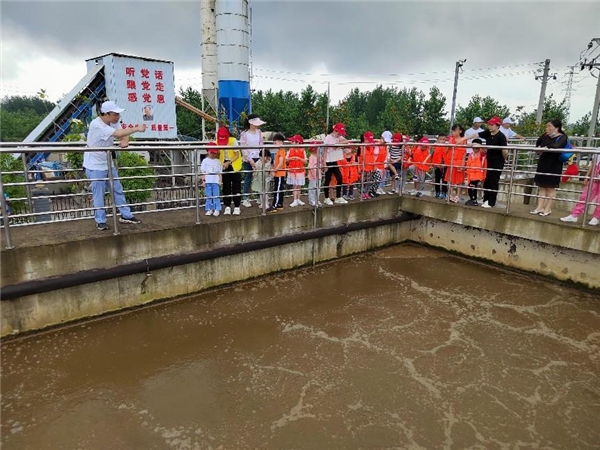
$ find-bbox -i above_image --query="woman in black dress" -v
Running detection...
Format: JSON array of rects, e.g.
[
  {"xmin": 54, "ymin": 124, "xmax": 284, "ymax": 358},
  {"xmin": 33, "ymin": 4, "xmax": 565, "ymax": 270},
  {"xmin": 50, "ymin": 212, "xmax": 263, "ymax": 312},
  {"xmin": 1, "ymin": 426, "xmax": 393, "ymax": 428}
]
[{"xmin": 531, "ymin": 119, "xmax": 568, "ymax": 216}]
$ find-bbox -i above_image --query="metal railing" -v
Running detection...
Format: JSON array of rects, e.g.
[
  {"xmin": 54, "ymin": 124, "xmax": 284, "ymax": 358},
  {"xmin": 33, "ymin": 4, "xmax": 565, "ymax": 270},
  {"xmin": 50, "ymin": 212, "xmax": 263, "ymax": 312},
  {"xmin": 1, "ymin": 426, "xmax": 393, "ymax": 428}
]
[{"xmin": 1, "ymin": 139, "xmax": 598, "ymax": 249}]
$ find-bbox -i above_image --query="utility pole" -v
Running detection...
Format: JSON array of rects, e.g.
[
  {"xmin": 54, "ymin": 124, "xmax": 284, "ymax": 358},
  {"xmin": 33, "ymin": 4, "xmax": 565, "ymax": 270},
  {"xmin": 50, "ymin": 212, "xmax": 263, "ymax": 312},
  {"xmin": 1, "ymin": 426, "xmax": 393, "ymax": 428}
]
[
  {"xmin": 326, "ymin": 82, "xmax": 331, "ymax": 134},
  {"xmin": 535, "ymin": 59, "xmax": 551, "ymax": 124},
  {"xmin": 449, "ymin": 59, "xmax": 466, "ymax": 133},
  {"xmin": 579, "ymin": 38, "xmax": 600, "ymax": 144},
  {"xmin": 563, "ymin": 66, "xmax": 576, "ymax": 123}
]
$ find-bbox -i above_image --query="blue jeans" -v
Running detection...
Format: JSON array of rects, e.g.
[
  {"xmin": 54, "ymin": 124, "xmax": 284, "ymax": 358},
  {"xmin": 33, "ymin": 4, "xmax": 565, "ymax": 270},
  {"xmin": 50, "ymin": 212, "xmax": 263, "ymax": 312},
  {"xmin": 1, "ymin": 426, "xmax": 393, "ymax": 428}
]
[
  {"xmin": 205, "ymin": 183, "xmax": 221, "ymax": 211},
  {"xmin": 242, "ymin": 159, "xmax": 259, "ymax": 199},
  {"xmin": 86, "ymin": 168, "xmax": 133, "ymax": 224}
]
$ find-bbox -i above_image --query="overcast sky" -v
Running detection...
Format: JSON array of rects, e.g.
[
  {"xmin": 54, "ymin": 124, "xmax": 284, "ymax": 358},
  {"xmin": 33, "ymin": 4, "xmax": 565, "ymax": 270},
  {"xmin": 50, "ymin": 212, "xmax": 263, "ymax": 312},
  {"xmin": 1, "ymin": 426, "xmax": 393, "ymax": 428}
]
[{"xmin": 2, "ymin": 0, "xmax": 599, "ymax": 124}]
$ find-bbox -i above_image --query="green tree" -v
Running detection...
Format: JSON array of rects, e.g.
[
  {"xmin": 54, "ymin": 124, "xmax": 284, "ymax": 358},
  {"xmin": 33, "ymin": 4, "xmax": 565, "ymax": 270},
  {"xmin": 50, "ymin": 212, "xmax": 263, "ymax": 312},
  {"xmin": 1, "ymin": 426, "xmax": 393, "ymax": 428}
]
[
  {"xmin": 455, "ymin": 95, "xmax": 511, "ymax": 129},
  {"xmin": 513, "ymin": 95, "xmax": 569, "ymax": 137},
  {"xmin": 421, "ymin": 86, "xmax": 448, "ymax": 135},
  {"xmin": 1, "ymin": 95, "xmax": 55, "ymax": 115},
  {"xmin": 568, "ymin": 112, "xmax": 599, "ymax": 137},
  {"xmin": 176, "ymin": 86, "xmax": 215, "ymax": 139}
]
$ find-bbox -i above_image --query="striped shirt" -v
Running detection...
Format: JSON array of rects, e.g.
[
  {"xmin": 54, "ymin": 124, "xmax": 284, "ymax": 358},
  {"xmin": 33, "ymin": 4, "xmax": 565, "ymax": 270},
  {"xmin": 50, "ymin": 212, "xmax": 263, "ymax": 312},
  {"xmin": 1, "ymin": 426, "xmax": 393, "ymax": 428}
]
[{"xmin": 388, "ymin": 145, "xmax": 403, "ymax": 161}]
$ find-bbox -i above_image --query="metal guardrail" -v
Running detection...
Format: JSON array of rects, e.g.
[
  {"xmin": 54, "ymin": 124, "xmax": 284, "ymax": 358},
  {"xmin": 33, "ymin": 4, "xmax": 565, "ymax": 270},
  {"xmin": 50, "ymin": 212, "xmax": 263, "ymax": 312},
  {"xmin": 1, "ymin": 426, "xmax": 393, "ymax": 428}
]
[{"xmin": 1, "ymin": 140, "xmax": 599, "ymax": 249}]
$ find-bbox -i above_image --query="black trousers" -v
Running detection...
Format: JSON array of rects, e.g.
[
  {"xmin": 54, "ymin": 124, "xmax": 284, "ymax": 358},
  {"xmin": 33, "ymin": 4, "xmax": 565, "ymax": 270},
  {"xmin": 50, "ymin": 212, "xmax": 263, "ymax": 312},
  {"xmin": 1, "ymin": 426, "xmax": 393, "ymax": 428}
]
[
  {"xmin": 272, "ymin": 176, "xmax": 285, "ymax": 207},
  {"xmin": 468, "ymin": 180, "xmax": 481, "ymax": 200},
  {"xmin": 323, "ymin": 162, "xmax": 343, "ymax": 199},
  {"xmin": 434, "ymin": 168, "xmax": 444, "ymax": 194},
  {"xmin": 483, "ymin": 165, "xmax": 503, "ymax": 206},
  {"xmin": 222, "ymin": 169, "xmax": 242, "ymax": 207}
]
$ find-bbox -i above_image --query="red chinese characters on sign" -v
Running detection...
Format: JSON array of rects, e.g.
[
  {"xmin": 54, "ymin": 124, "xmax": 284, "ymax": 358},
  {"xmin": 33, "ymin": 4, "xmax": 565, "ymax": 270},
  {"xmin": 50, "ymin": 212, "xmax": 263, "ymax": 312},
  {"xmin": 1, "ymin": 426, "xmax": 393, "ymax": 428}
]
[
  {"xmin": 154, "ymin": 70, "xmax": 163, "ymax": 80},
  {"xmin": 142, "ymin": 93, "xmax": 152, "ymax": 103},
  {"xmin": 121, "ymin": 123, "xmax": 127, "ymax": 129},
  {"xmin": 126, "ymin": 79, "xmax": 136, "ymax": 90},
  {"xmin": 157, "ymin": 95, "xmax": 165, "ymax": 104},
  {"xmin": 151, "ymin": 124, "xmax": 157, "ymax": 131},
  {"xmin": 125, "ymin": 67, "xmax": 135, "ymax": 77},
  {"xmin": 141, "ymin": 81, "xmax": 151, "ymax": 91},
  {"xmin": 141, "ymin": 68, "xmax": 150, "ymax": 78},
  {"xmin": 163, "ymin": 124, "xmax": 169, "ymax": 130},
  {"xmin": 128, "ymin": 92, "xmax": 138, "ymax": 102},
  {"xmin": 158, "ymin": 125, "xmax": 163, "ymax": 131},
  {"xmin": 155, "ymin": 82, "xmax": 164, "ymax": 92}
]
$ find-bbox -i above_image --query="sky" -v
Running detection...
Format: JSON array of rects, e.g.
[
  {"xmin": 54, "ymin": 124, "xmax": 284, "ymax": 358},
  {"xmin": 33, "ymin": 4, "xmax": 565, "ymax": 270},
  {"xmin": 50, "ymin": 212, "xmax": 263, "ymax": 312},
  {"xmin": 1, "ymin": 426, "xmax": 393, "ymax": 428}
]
[{"xmin": 1, "ymin": 0, "xmax": 599, "ymax": 125}]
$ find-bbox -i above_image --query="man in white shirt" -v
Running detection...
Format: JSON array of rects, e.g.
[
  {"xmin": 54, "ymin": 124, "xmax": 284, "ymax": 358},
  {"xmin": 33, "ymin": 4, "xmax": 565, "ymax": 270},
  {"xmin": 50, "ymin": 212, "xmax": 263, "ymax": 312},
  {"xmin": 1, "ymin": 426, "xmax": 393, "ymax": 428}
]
[
  {"xmin": 465, "ymin": 117, "xmax": 485, "ymax": 153},
  {"xmin": 499, "ymin": 118, "xmax": 524, "ymax": 139},
  {"xmin": 84, "ymin": 100, "xmax": 147, "ymax": 230}
]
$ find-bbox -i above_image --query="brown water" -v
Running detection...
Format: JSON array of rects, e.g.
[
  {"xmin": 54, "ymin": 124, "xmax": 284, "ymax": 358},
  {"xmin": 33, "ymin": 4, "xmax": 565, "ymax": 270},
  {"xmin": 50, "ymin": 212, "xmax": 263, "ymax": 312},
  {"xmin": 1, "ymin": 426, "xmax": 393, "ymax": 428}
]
[{"xmin": 1, "ymin": 244, "xmax": 599, "ymax": 449}]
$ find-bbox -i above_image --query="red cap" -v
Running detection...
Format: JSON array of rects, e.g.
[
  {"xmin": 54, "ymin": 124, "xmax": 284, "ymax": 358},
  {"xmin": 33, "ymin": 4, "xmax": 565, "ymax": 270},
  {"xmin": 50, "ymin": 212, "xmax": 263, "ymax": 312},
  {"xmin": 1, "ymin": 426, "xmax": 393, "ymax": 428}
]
[
  {"xmin": 333, "ymin": 123, "xmax": 346, "ymax": 136},
  {"xmin": 216, "ymin": 127, "xmax": 230, "ymax": 145},
  {"xmin": 288, "ymin": 134, "xmax": 304, "ymax": 144},
  {"xmin": 487, "ymin": 116, "xmax": 502, "ymax": 126},
  {"xmin": 392, "ymin": 132, "xmax": 403, "ymax": 143},
  {"xmin": 363, "ymin": 131, "xmax": 375, "ymax": 143},
  {"xmin": 420, "ymin": 136, "xmax": 429, "ymax": 144},
  {"xmin": 207, "ymin": 141, "xmax": 219, "ymax": 154}
]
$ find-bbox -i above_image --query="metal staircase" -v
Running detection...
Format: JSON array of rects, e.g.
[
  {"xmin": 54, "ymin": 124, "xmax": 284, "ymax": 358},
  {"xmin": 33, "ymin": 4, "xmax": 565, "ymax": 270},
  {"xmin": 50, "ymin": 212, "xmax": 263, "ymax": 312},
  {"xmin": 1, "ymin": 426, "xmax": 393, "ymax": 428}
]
[{"xmin": 24, "ymin": 65, "xmax": 107, "ymax": 170}]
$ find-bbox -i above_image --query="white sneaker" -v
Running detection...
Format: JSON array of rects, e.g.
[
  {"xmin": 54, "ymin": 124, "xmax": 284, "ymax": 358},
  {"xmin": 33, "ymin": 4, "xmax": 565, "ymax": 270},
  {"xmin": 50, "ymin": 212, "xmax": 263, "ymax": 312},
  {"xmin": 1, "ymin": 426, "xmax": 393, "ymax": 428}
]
[
  {"xmin": 233, "ymin": 207, "xmax": 241, "ymax": 215},
  {"xmin": 205, "ymin": 210, "xmax": 214, "ymax": 216},
  {"xmin": 324, "ymin": 198, "xmax": 334, "ymax": 206},
  {"xmin": 387, "ymin": 190, "xmax": 397, "ymax": 194},
  {"xmin": 223, "ymin": 207, "xmax": 232, "ymax": 215},
  {"xmin": 589, "ymin": 217, "xmax": 599, "ymax": 226},
  {"xmin": 481, "ymin": 201, "xmax": 492, "ymax": 208},
  {"xmin": 290, "ymin": 200, "xmax": 299, "ymax": 207},
  {"xmin": 335, "ymin": 197, "xmax": 348, "ymax": 204},
  {"xmin": 409, "ymin": 190, "xmax": 417, "ymax": 196},
  {"xmin": 297, "ymin": 199, "xmax": 305, "ymax": 206},
  {"xmin": 376, "ymin": 188, "xmax": 386, "ymax": 195},
  {"xmin": 242, "ymin": 199, "xmax": 252, "ymax": 208},
  {"xmin": 560, "ymin": 214, "xmax": 578, "ymax": 223},
  {"xmin": 213, "ymin": 210, "xmax": 220, "ymax": 217}
]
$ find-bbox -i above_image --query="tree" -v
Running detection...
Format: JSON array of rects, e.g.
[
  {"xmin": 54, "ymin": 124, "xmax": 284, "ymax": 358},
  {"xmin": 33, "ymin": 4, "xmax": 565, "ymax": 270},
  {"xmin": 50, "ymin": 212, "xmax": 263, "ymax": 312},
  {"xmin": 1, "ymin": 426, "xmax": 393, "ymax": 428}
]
[
  {"xmin": 455, "ymin": 95, "xmax": 511, "ymax": 128},
  {"xmin": 1, "ymin": 95, "xmax": 55, "ymax": 115},
  {"xmin": 421, "ymin": 86, "xmax": 448, "ymax": 135},
  {"xmin": 0, "ymin": 153, "xmax": 27, "ymax": 214},
  {"xmin": 513, "ymin": 95, "xmax": 569, "ymax": 137},
  {"xmin": 568, "ymin": 112, "xmax": 600, "ymax": 137},
  {"xmin": 176, "ymin": 86, "xmax": 215, "ymax": 139}
]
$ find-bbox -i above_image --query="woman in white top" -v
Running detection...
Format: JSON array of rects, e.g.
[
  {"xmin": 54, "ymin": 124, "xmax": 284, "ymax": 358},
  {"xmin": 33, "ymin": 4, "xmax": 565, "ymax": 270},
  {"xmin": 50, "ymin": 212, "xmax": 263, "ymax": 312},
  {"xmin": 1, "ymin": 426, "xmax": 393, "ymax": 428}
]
[
  {"xmin": 240, "ymin": 114, "xmax": 266, "ymax": 207},
  {"xmin": 323, "ymin": 122, "xmax": 349, "ymax": 205}
]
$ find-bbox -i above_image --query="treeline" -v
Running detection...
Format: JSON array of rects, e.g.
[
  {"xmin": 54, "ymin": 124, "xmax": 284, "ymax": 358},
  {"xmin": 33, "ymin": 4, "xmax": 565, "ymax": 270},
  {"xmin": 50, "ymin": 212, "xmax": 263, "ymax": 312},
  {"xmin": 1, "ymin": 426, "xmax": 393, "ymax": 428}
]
[{"xmin": 1, "ymin": 87, "xmax": 596, "ymax": 143}]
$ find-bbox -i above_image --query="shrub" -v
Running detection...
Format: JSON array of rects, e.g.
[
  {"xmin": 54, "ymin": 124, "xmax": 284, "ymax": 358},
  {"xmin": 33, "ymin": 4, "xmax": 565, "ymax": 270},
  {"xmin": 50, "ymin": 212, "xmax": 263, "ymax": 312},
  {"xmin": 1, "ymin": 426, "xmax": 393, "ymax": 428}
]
[
  {"xmin": 0, "ymin": 153, "xmax": 27, "ymax": 214},
  {"xmin": 117, "ymin": 151, "xmax": 155, "ymax": 206}
]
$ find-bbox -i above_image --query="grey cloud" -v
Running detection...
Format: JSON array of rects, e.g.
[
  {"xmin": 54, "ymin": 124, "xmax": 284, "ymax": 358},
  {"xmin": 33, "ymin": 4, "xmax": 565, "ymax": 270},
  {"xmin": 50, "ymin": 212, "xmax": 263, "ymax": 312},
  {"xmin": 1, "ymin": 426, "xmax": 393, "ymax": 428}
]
[{"xmin": 4, "ymin": 1, "xmax": 599, "ymax": 76}]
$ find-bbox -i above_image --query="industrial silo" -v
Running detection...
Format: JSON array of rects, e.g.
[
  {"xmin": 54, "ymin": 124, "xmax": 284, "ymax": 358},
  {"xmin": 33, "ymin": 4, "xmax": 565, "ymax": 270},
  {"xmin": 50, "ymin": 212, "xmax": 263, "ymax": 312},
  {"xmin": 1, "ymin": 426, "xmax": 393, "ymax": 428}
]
[{"xmin": 216, "ymin": 0, "xmax": 251, "ymax": 126}]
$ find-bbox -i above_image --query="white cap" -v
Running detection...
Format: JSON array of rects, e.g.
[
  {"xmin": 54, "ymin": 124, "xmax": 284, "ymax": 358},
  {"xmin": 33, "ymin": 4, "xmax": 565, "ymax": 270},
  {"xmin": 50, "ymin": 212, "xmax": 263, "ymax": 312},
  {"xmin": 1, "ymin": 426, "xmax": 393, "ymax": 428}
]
[
  {"xmin": 248, "ymin": 117, "xmax": 266, "ymax": 126},
  {"xmin": 502, "ymin": 117, "xmax": 513, "ymax": 124},
  {"xmin": 473, "ymin": 117, "xmax": 483, "ymax": 123},
  {"xmin": 100, "ymin": 100, "xmax": 125, "ymax": 114},
  {"xmin": 381, "ymin": 130, "xmax": 392, "ymax": 143}
]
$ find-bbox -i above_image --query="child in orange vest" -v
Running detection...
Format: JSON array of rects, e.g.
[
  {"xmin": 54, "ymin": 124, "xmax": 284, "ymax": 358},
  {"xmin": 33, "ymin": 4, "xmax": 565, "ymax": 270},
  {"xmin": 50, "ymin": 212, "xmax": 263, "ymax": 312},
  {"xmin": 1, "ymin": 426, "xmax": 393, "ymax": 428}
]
[
  {"xmin": 431, "ymin": 134, "xmax": 448, "ymax": 198},
  {"xmin": 444, "ymin": 125, "xmax": 467, "ymax": 203},
  {"xmin": 360, "ymin": 131, "xmax": 380, "ymax": 198},
  {"xmin": 464, "ymin": 139, "xmax": 487, "ymax": 206},
  {"xmin": 340, "ymin": 148, "xmax": 360, "ymax": 200},
  {"xmin": 267, "ymin": 133, "xmax": 287, "ymax": 212},
  {"xmin": 408, "ymin": 136, "xmax": 431, "ymax": 197},
  {"xmin": 286, "ymin": 134, "xmax": 307, "ymax": 207}
]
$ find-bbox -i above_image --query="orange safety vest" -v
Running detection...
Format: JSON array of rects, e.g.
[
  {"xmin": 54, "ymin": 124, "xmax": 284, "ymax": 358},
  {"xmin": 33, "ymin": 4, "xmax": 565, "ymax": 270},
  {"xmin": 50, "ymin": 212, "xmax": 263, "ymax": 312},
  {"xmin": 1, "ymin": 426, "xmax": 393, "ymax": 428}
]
[
  {"xmin": 360, "ymin": 145, "xmax": 377, "ymax": 171},
  {"xmin": 340, "ymin": 154, "xmax": 360, "ymax": 183},
  {"xmin": 375, "ymin": 145, "xmax": 388, "ymax": 170},
  {"xmin": 465, "ymin": 151, "xmax": 487, "ymax": 182},
  {"xmin": 411, "ymin": 146, "xmax": 430, "ymax": 172},
  {"xmin": 287, "ymin": 148, "xmax": 306, "ymax": 174},
  {"xmin": 431, "ymin": 146, "xmax": 446, "ymax": 165}
]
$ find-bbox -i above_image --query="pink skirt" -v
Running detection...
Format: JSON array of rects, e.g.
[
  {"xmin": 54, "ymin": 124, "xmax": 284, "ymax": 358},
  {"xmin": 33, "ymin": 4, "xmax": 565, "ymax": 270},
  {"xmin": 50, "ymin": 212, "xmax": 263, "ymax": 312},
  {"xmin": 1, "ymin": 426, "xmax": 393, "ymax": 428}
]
[{"xmin": 287, "ymin": 172, "xmax": 305, "ymax": 186}]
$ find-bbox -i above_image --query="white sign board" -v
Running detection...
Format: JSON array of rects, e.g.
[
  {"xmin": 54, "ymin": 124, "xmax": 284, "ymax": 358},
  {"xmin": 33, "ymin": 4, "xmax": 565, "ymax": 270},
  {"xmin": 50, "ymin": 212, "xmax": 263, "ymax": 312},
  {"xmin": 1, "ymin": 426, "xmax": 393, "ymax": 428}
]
[{"xmin": 93, "ymin": 54, "xmax": 177, "ymax": 139}]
